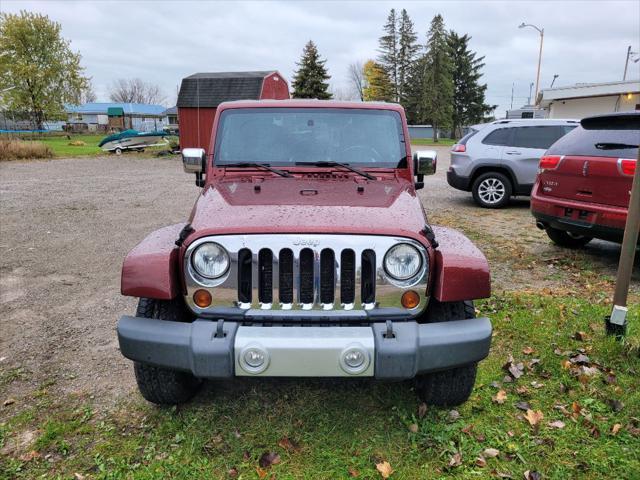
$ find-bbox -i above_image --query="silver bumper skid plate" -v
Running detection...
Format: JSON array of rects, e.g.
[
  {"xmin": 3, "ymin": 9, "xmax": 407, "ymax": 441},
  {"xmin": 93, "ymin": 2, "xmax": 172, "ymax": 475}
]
[{"xmin": 117, "ymin": 316, "xmax": 492, "ymax": 380}]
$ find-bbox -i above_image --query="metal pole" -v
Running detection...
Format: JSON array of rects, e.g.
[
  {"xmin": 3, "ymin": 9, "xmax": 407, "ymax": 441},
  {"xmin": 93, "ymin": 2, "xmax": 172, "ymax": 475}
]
[
  {"xmin": 623, "ymin": 45, "xmax": 631, "ymax": 81},
  {"xmin": 608, "ymin": 147, "xmax": 640, "ymax": 336},
  {"xmin": 510, "ymin": 83, "xmax": 514, "ymax": 110},
  {"xmin": 534, "ymin": 29, "xmax": 544, "ymax": 103}
]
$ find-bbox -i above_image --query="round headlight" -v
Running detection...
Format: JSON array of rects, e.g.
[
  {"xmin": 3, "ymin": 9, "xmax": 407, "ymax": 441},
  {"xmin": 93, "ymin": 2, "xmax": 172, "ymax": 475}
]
[
  {"xmin": 192, "ymin": 242, "xmax": 229, "ymax": 279},
  {"xmin": 384, "ymin": 243, "xmax": 422, "ymax": 280}
]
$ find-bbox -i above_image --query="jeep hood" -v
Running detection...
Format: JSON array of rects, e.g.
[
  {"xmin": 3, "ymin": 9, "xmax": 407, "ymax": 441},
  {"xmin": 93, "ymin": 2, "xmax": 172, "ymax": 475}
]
[{"xmin": 187, "ymin": 176, "xmax": 430, "ymax": 244}]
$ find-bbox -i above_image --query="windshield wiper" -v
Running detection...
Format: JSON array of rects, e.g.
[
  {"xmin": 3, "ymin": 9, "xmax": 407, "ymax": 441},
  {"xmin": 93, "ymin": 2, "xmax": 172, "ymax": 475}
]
[
  {"xmin": 295, "ymin": 161, "xmax": 376, "ymax": 180},
  {"xmin": 221, "ymin": 162, "xmax": 291, "ymax": 177},
  {"xmin": 595, "ymin": 142, "xmax": 638, "ymax": 150}
]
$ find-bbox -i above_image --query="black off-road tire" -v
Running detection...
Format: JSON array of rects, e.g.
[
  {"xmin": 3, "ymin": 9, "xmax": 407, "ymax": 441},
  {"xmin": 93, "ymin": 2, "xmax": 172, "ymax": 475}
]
[
  {"xmin": 545, "ymin": 226, "xmax": 592, "ymax": 248},
  {"xmin": 471, "ymin": 172, "xmax": 512, "ymax": 209},
  {"xmin": 132, "ymin": 298, "xmax": 202, "ymax": 405},
  {"xmin": 415, "ymin": 300, "xmax": 478, "ymax": 406}
]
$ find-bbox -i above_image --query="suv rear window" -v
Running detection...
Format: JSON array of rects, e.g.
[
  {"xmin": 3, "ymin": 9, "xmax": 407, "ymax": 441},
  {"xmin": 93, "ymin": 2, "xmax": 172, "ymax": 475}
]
[
  {"xmin": 481, "ymin": 128, "xmax": 512, "ymax": 146},
  {"xmin": 511, "ymin": 125, "xmax": 575, "ymax": 149},
  {"xmin": 547, "ymin": 126, "xmax": 639, "ymax": 158}
]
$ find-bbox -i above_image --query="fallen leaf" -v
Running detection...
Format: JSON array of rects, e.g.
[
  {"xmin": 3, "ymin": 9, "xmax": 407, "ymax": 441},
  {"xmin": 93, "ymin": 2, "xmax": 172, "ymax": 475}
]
[
  {"xmin": 461, "ymin": 424, "xmax": 474, "ymax": 435},
  {"xmin": 3, "ymin": 398, "xmax": 15, "ymax": 407},
  {"xmin": 522, "ymin": 346, "xmax": 535, "ymax": 355},
  {"xmin": 515, "ymin": 401, "xmax": 531, "ymax": 411},
  {"xmin": 492, "ymin": 390, "xmax": 508, "ymax": 404},
  {"xmin": 524, "ymin": 470, "xmax": 542, "ymax": 480},
  {"xmin": 408, "ymin": 423, "xmax": 419, "ymax": 433},
  {"xmin": 548, "ymin": 420, "xmax": 566, "ymax": 429},
  {"xmin": 573, "ymin": 331, "xmax": 589, "ymax": 341},
  {"xmin": 611, "ymin": 423, "xmax": 622, "ymax": 435},
  {"xmin": 447, "ymin": 410, "xmax": 461, "ymax": 422},
  {"xmin": 19, "ymin": 450, "xmax": 41, "ymax": 462},
  {"xmin": 242, "ymin": 450, "xmax": 251, "ymax": 461},
  {"xmin": 256, "ymin": 467, "xmax": 268, "ymax": 479},
  {"xmin": 530, "ymin": 381, "xmax": 545, "ymax": 389},
  {"xmin": 496, "ymin": 472, "xmax": 514, "ymax": 479},
  {"xmin": 258, "ymin": 452, "xmax": 281, "ymax": 468},
  {"xmin": 278, "ymin": 436, "xmax": 301, "ymax": 452},
  {"xmin": 524, "ymin": 409, "xmax": 544, "ymax": 427},
  {"xmin": 448, "ymin": 452, "xmax": 462, "ymax": 468},
  {"xmin": 516, "ymin": 386, "xmax": 530, "ymax": 395},
  {"xmin": 376, "ymin": 460, "xmax": 393, "ymax": 478},
  {"xmin": 483, "ymin": 448, "xmax": 500, "ymax": 458},
  {"xmin": 475, "ymin": 456, "xmax": 487, "ymax": 467},
  {"xmin": 73, "ymin": 474, "xmax": 85, "ymax": 480},
  {"xmin": 417, "ymin": 402, "xmax": 428, "ymax": 419},
  {"xmin": 570, "ymin": 353, "xmax": 590, "ymax": 365},
  {"xmin": 348, "ymin": 467, "xmax": 360, "ymax": 477},
  {"xmin": 227, "ymin": 467, "xmax": 238, "ymax": 478}
]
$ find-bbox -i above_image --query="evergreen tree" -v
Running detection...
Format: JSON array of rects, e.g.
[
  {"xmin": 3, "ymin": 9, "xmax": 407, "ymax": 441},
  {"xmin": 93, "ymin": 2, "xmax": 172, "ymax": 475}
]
[
  {"xmin": 362, "ymin": 60, "xmax": 394, "ymax": 102},
  {"xmin": 420, "ymin": 14, "xmax": 453, "ymax": 141},
  {"xmin": 447, "ymin": 31, "xmax": 495, "ymax": 138},
  {"xmin": 404, "ymin": 54, "xmax": 426, "ymax": 123},
  {"xmin": 377, "ymin": 9, "xmax": 398, "ymax": 101},
  {"xmin": 291, "ymin": 41, "xmax": 332, "ymax": 99},
  {"xmin": 397, "ymin": 9, "xmax": 419, "ymax": 106}
]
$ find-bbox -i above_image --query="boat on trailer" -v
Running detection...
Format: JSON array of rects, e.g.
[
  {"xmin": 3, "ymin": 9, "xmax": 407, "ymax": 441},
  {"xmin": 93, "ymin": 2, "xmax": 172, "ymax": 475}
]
[{"xmin": 99, "ymin": 129, "xmax": 169, "ymax": 154}]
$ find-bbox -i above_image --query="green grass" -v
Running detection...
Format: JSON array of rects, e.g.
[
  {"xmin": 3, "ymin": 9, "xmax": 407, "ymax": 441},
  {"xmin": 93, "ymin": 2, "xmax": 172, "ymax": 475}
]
[
  {"xmin": 410, "ymin": 138, "xmax": 457, "ymax": 146},
  {"xmin": 2, "ymin": 294, "xmax": 638, "ymax": 479},
  {"xmin": 37, "ymin": 134, "xmax": 105, "ymax": 156}
]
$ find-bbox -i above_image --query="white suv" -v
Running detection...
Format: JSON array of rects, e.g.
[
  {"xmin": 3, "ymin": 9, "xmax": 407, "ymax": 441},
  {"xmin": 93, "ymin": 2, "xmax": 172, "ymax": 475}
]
[{"xmin": 447, "ymin": 119, "xmax": 578, "ymax": 208}]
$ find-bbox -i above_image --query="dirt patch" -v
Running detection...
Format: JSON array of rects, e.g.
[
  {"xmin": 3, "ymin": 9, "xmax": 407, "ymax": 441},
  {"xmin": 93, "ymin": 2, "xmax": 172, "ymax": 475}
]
[{"xmin": 0, "ymin": 150, "xmax": 637, "ymax": 413}]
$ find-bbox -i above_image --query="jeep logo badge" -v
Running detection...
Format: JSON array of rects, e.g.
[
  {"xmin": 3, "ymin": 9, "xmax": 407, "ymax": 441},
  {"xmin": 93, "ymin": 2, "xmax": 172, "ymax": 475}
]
[{"xmin": 293, "ymin": 238, "xmax": 319, "ymax": 247}]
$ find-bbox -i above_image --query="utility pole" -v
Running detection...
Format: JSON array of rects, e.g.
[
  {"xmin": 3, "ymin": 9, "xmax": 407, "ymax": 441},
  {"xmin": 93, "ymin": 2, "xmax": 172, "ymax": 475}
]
[
  {"xmin": 510, "ymin": 83, "xmax": 514, "ymax": 110},
  {"xmin": 623, "ymin": 46, "xmax": 639, "ymax": 81},
  {"xmin": 528, "ymin": 82, "xmax": 534, "ymax": 105}
]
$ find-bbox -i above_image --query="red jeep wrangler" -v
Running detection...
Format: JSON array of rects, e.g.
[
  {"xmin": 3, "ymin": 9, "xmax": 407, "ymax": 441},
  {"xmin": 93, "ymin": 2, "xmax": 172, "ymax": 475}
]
[{"xmin": 117, "ymin": 100, "xmax": 492, "ymax": 406}]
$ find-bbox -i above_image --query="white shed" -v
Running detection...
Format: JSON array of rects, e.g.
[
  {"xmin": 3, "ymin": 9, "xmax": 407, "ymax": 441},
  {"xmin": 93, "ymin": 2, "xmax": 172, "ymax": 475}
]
[{"xmin": 538, "ymin": 80, "xmax": 639, "ymax": 119}]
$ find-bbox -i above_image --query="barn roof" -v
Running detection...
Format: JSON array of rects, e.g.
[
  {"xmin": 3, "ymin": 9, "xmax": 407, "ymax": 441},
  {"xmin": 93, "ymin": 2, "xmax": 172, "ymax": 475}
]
[{"xmin": 177, "ymin": 71, "xmax": 277, "ymax": 108}]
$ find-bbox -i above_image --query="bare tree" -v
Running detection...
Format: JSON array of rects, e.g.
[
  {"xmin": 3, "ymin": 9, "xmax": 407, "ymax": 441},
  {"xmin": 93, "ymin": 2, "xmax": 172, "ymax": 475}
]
[
  {"xmin": 347, "ymin": 61, "xmax": 365, "ymax": 101},
  {"xmin": 70, "ymin": 82, "xmax": 97, "ymax": 105},
  {"xmin": 109, "ymin": 78, "xmax": 166, "ymax": 104}
]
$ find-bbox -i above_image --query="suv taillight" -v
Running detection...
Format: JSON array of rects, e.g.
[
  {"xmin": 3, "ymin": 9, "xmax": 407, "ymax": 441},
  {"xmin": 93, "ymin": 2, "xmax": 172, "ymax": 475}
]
[
  {"xmin": 539, "ymin": 155, "xmax": 563, "ymax": 171},
  {"xmin": 451, "ymin": 144, "xmax": 466, "ymax": 153},
  {"xmin": 619, "ymin": 158, "xmax": 636, "ymax": 176}
]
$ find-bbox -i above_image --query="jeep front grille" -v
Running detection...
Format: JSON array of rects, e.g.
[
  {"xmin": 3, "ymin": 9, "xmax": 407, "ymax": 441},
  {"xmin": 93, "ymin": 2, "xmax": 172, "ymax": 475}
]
[{"xmin": 184, "ymin": 234, "xmax": 429, "ymax": 316}]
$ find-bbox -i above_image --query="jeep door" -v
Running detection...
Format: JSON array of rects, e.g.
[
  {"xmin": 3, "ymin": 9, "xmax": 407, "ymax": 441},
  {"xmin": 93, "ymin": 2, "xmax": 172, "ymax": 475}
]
[
  {"xmin": 477, "ymin": 127, "xmax": 512, "ymax": 168},
  {"xmin": 505, "ymin": 125, "xmax": 575, "ymax": 188}
]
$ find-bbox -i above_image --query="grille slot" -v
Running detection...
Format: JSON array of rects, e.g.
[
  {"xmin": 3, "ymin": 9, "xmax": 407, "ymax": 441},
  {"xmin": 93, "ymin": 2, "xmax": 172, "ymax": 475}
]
[
  {"xmin": 320, "ymin": 249, "xmax": 335, "ymax": 304},
  {"xmin": 340, "ymin": 249, "xmax": 356, "ymax": 305},
  {"xmin": 279, "ymin": 249, "xmax": 293, "ymax": 304},
  {"xmin": 237, "ymin": 248, "xmax": 252, "ymax": 303},
  {"xmin": 299, "ymin": 248, "xmax": 314, "ymax": 304},
  {"xmin": 361, "ymin": 249, "xmax": 376, "ymax": 304},
  {"xmin": 258, "ymin": 249, "xmax": 273, "ymax": 304}
]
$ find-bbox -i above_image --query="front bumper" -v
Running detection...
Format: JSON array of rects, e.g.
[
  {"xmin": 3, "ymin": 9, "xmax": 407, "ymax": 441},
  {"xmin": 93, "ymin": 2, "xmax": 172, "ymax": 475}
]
[{"xmin": 117, "ymin": 315, "xmax": 492, "ymax": 380}]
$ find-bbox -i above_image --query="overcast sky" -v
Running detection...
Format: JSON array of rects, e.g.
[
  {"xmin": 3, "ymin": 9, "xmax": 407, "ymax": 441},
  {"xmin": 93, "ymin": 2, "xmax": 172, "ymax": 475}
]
[{"xmin": 2, "ymin": 0, "xmax": 639, "ymax": 116}]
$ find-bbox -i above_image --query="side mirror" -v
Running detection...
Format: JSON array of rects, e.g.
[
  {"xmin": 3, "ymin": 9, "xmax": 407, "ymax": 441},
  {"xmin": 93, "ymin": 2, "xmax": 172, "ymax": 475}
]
[
  {"xmin": 182, "ymin": 148, "xmax": 206, "ymax": 174},
  {"xmin": 413, "ymin": 150, "xmax": 437, "ymax": 190},
  {"xmin": 413, "ymin": 150, "xmax": 437, "ymax": 176}
]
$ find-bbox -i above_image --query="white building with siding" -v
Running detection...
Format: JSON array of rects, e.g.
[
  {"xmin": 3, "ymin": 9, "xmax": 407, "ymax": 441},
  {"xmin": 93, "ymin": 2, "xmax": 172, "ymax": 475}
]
[{"xmin": 538, "ymin": 80, "xmax": 640, "ymax": 119}]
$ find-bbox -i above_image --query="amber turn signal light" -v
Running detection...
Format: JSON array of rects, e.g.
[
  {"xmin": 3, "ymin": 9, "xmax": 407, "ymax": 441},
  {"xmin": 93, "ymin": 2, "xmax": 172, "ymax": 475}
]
[
  {"xmin": 401, "ymin": 290, "xmax": 420, "ymax": 309},
  {"xmin": 193, "ymin": 289, "xmax": 212, "ymax": 308}
]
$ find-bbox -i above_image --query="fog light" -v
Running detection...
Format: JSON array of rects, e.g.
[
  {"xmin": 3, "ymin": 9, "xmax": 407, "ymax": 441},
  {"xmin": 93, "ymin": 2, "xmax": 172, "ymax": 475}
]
[
  {"xmin": 339, "ymin": 345, "xmax": 370, "ymax": 375},
  {"xmin": 239, "ymin": 345, "xmax": 269, "ymax": 374},
  {"xmin": 193, "ymin": 289, "xmax": 212, "ymax": 308},
  {"xmin": 401, "ymin": 290, "xmax": 420, "ymax": 309}
]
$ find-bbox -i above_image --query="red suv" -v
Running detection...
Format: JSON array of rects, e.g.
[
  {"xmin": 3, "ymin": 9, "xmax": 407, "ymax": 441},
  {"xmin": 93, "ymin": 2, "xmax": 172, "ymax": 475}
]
[{"xmin": 531, "ymin": 112, "xmax": 638, "ymax": 248}]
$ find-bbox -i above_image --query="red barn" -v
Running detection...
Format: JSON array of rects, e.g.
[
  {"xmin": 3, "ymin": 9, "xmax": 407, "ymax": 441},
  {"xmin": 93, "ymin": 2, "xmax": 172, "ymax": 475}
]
[{"xmin": 176, "ymin": 71, "xmax": 290, "ymax": 150}]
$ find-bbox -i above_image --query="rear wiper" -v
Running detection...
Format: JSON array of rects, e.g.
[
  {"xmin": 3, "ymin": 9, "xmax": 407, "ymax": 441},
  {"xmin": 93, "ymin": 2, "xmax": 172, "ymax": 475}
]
[
  {"xmin": 595, "ymin": 142, "xmax": 638, "ymax": 150},
  {"xmin": 294, "ymin": 161, "xmax": 376, "ymax": 180},
  {"xmin": 221, "ymin": 162, "xmax": 291, "ymax": 177}
]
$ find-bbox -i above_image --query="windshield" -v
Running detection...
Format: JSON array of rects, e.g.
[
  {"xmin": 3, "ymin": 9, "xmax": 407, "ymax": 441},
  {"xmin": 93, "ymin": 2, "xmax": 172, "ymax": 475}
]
[{"xmin": 214, "ymin": 108, "xmax": 407, "ymax": 168}]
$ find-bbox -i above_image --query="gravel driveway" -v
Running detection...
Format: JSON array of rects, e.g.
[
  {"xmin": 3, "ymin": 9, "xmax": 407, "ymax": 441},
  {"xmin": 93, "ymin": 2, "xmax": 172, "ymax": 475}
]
[{"xmin": 1, "ymin": 148, "xmax": 636, "ymax": 410}]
